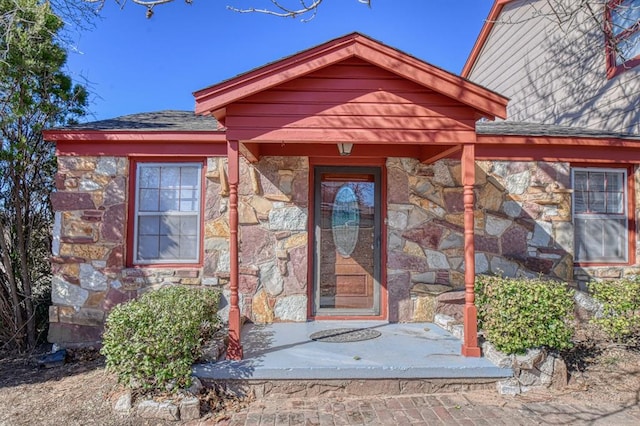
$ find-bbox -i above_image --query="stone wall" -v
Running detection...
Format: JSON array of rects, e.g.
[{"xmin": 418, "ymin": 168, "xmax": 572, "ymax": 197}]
[
  {"xmin": 385, "ymin": 158, "xmax": 574, "ymax": 323},
  {"xmin": 50, "ymin": 156, "xmax": 130, "ymax": 346},
  {"xmin": 236, "ymin": 156, "xmax": 309, "ymax": 324},
  {"xmin": 49, "ymin": 153, "xmax": 640, "ymax": 347},
  {"xmin": 49, "ymin": 155, "xmax": 310, "ymax": 347}
]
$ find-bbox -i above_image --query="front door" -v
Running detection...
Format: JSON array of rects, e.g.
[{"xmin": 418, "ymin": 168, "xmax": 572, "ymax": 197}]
[{"xmin": 313, "ymin": 166, "xmax": 381, "ymax": 316}]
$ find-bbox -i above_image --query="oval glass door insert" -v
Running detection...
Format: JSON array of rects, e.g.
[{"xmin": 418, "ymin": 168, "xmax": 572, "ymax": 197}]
[{"xmin": 332, "ymin": 185, "xmax": 360, "ymax": 257}]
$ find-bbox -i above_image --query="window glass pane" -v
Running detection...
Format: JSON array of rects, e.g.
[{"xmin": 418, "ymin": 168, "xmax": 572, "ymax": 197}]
[
  {"xmin": 159, "ymin": 189, "xmax": 179, "ymax": 211},
  {"xmin": 181, "ymin": 167, "xmax": 199, "ymax": 188},
  {"xmin": 603, "ymin": 218, "xmax": 626, "ymax": 259},
  {"xmin": 606, "ymin": 192, "xmax": 624, "ymax": 213},
  {"xmin": 179, "ymin": 236, "xmax": 198, "ymax": 259},
  {"xmin": 588, "ymin": 191, "xmax": 606, "ymax": 213},
  {"xmin": 575, "ymin": 218, "xmax": 600, "ymax": 261},
  {"xmin": 574, "ymin": 191, "xmax": 587, "ymax": 213},
  {"xmin": 181, "ymin": 216, "xmax": 198, "ymax": 236},
  {"xmin": 573, "ymin": 171, "xmax": 587, "ymax": 213},
  {"xmin": 138, "ymin": 236, "xmax": 159, "ymax": 260},
  {"xmin": 616, "ymin": 29, "xmax": 640, "ymax": 65},
  {"xmin": 180, "ymin": 189, "xmax": 199, "ymax": 211},
  {"xmin": 611, "ymin": 0, "xmax": 640, "ymax": 36},
  {"xmin": 575, "ymin": 217, "xmax": 627, "ymax": 262},
  {"xmin": 605, "ymin": 172, "xmax": 625, "ymax": 213},
  {"xmin": 607, "ymin": 172, "xmax": 624, "ymax": 191},
  {"xmin": 160, "ymin": 166, "xmax": 180, "ymax": 189},
  {"xmin": 138, "ymin": 216, "xmax": 160, "ymax": 235},
  {"xmin": 159, "ymin": 235, "xmax": 179, "ymax": 259},
  {"xmin": 589, "ymin": 172, "xmax": 605, "ymax": 191},
  {"xmin": 159, "ymin": 216, "xmax": 180, "ymax": 236},
  {"xmin": 139, "ymin": 166, "xmax": 160, "ymax": 188},
  {"xmin": 139, "ymin": 189, "xmax": 159, "ymax": 211},
  {"xmin": 574, "ymin": 171, "xmax": 588, "ymax": 189}
]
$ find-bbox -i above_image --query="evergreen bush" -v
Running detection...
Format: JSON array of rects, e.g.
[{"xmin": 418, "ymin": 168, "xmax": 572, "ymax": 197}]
[
  {"xmin": 101, "ymin": 286, "xmax": 221, "ymax": 392},
  {"xmin": 590, "ymin": 277, "xmax": 640, "ymax": 345},
  {"xmin": 476, "ymin": 275, "xmax": 574, "ymax": 354}
]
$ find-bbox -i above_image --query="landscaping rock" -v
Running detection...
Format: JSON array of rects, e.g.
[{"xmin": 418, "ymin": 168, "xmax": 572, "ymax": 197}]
[
  {"xmin": 574, "ymin": 290, "xmax": 603, "ymax": 321},
  {"xmin": 113, "ymin": 391, "xmax": 132, "ymax": 415},
  {"xmin": 179, "ymin": 397, "xmax": 201, "ymax": 421},
  {"xmin": 187, "ymin": 377, "xmax": 204, "ymax": 395},
  {"xmin": 497, "ymin": 378, "xmax": 521, "ymax": 395},
  {"xmin": 550, "ymin": 355, "xmax": 568, "ymax": 390},
  {"xmin": 515, "ymin": 348, "xmax": 544, "ymax": 370},
  {"xmin": 137, "ymin": 400, "xmax": 179, "ymax": 421},
  {"xmin": 481, "ymin": 342, "xmax": 512, "ymax": 369},
  {"xmin": 486, "ymin": 343, "xmax": 569, "ymax": 393}
]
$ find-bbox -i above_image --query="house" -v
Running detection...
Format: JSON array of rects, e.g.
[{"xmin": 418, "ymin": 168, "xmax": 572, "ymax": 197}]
[
  {"xmin": 463, "ymin": 0, "xmax": 639, "ymax": 134},
  {"xmin": 44, "ymin": 1, "xmax": 639, "ymax": 360},
  {"xmin": 464, "ymin": 0, "xmax": 640, "ymax": 284}
]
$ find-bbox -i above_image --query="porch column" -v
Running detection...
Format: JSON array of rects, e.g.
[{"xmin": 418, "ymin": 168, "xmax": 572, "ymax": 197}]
[
  {"xmin": 226, "ymin": 140, "xmax": 243, "ymax": 360},
  {"xmin": 461, "ymin": 143, "xmax": 480, "ymax": 357}
]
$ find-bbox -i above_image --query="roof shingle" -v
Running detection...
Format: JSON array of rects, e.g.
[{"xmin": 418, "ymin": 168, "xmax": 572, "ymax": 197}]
[
  {"xmin": 63, "ymin": 110, "xmax": 220, "ymax": 132},
  {"xmin": 476, "ymin": 121, "xmax": 640, "ymax": 140}
]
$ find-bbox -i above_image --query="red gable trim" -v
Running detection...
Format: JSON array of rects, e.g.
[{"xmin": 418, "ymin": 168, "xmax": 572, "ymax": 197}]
[
  {"xmin": 461, "ymin": 0, "xmax": 514, "ymax": 78},
  {"xmin": 195, "ymin": 32, "xmax": 508, "ymax": 121}
]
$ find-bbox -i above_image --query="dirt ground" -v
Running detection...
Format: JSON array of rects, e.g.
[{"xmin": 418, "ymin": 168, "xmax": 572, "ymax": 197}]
[{"xmin": 0, "ymin": 324, "xmax": 639, "ymax": 426}]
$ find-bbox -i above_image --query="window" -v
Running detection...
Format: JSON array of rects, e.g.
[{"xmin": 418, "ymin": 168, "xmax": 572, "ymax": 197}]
[
  {"xmin": 133, "ymin": 162, "xmax": 202, "ymax": 264},
  {"xmin": 606, "ymin": 0, "xmax": 640, "ymax": 77},
  {"xmin": 572, "ymin": 168, "xmax": 628, "ymax": 263}
]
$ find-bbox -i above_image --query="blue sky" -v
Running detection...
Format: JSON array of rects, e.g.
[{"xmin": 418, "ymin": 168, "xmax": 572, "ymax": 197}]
[{"xmin": 65, "ymin": 1, "xmax": 493, "ymax": 121}]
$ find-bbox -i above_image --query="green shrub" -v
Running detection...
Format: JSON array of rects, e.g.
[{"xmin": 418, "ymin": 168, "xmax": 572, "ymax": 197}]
[
  {"xmin": 590, "ymin": 278, "xmax": 640, "ymax": 344},
  {"xmin": 101, "ymin": 286, "xmax": 221, "ymax": 392},
  {"xmin": 475, "ymin": 275, "xmax": 575, "ymax": 354}
]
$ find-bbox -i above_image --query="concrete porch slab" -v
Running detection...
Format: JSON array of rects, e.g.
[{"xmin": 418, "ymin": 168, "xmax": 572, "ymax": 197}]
[{"xmin": 194, "ymin": 322, "xmax": 512, "ymax": 380}]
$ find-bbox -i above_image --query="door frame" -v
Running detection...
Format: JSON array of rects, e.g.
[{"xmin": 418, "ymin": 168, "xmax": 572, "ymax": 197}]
[{"xmin": 307, "ymin": 158, "xmax": 388, "ymax": 320}]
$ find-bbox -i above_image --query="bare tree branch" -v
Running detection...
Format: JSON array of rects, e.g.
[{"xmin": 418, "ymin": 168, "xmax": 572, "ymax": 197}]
[{"xmin": 83, "ymin": 0, "xmax": 371, "ymax": 20}]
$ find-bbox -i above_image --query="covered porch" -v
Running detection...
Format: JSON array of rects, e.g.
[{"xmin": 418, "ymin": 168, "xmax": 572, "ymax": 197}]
[{"xmin": 195, "ymin": 33, "xmax": 509, "ymax": 361}]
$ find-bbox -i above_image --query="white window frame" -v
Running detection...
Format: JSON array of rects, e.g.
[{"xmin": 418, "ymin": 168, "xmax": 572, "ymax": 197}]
[
  {"xmin": 572, "ymin": 167, "xmax": 628, "ymax": 263},
  {"xmin": 133, "ymin": 162, "xmax": 203, "ymax": 265}
]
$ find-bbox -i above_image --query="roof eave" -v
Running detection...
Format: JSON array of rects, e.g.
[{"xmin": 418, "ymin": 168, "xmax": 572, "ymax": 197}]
[{"xmin": 43, "ymin": 129, "xmax": 227, "ymax": 143}]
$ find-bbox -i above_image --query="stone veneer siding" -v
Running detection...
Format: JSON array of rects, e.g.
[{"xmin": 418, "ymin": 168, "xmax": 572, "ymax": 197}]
[
  {"xmin": 385, "ymin": 158, "xmax": 640, "ymax": 322},
  {"xmin": 48, "ymin": 154, "xmax": 640, "ymax": 347},
  {"xmin": 49, "ymin": 155, "xmax": 309, "ymax": 346}
]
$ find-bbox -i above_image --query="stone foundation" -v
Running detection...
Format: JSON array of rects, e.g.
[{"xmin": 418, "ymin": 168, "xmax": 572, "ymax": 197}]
[{"xmin": 203, "ymin": 378, "xmax": 500, "ymax": 399}]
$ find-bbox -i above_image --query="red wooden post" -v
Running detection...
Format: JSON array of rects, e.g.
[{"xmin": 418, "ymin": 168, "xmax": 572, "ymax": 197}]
[
  {"xmin": 226, "ymin": 140, "xmax": 243, "ymax": 360},
  {"xmin": 461, "ymin": 143, "xmax": 481, "ymax": 357}
]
